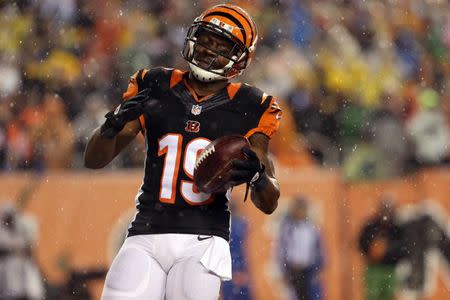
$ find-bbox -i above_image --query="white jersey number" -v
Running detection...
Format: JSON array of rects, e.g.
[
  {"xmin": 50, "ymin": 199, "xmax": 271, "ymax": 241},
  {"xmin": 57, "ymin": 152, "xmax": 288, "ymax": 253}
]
[{"xmin": 158, "ymin": 134, "xmax": 212, "ymax": 205}]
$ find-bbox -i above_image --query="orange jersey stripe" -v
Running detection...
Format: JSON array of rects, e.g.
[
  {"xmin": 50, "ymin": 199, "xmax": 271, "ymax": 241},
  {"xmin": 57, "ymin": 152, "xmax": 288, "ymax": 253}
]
[
  {"xmin": 170, "ymin": 69, "xmax": 185, "ymax": 88},
  {"xmin": 122, "ymin": 69, "xmax": 148, "ymax": 133},
  {"xmin": 245, "ymin": 97, "xmax": 282, "ymax": 139},
  {"xmin": 227, "ymin": 83, "xmax": 241, "ymax": 100},
  {"xmin": 182, "ymin": 79, "xmax": 219, "ymax": 103},
  {"xmin": 138, "ymin": 115, "xmax": 145, "ymax": 132}
]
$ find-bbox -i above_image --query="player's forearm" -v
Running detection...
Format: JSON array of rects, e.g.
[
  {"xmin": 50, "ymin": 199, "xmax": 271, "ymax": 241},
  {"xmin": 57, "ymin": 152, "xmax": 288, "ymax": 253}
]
[
  {"xmin": 250, "ymin": 176, "xmax": 280, "ymax": 214},
  {"xmin": 84, "ymin": 128, "xmax": 117, "ymax": 169},
  {"xmin": 85, "ymin": 119, "xmax": 141, "ymax": 169}
]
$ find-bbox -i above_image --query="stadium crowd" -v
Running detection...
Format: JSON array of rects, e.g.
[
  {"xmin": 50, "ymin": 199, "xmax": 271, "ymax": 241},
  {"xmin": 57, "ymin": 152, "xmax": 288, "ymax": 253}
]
[{"xmin": 0, "ymin": 0, "xmax": 450, "ymax": 181}]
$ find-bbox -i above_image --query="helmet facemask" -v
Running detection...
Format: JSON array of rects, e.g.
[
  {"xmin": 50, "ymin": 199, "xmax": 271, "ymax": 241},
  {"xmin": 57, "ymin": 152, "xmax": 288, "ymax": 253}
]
[{"xmin": 182, "ymin": 21, "xmax": 248, "ymax": 82}]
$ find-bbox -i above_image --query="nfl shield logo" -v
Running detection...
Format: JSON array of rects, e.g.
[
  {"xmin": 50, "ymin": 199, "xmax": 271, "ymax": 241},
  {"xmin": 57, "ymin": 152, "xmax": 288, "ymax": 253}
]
[{"xmin": 191, "ymin": 104, "xmax": 202, "ymax": 115}]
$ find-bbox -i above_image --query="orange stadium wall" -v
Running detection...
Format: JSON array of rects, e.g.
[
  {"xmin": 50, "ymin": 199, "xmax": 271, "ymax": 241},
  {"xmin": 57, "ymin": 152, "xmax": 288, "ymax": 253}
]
[{"xmin": 0, "ymin": 168, "xmax": 449, "ymax": 300}]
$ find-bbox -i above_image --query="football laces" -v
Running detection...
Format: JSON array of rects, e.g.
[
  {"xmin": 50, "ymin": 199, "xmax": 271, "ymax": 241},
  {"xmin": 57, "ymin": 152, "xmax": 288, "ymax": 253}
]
[{"xmin": 195, "ymin": 145, "xmax": 215, "ymax": 169}]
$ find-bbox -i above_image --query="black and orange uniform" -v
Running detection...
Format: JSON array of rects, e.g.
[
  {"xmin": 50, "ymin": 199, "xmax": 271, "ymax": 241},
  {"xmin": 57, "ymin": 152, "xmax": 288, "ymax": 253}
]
[{"xmin": 125, "ymin": 67, "xmax": 281, "ymax": 241}]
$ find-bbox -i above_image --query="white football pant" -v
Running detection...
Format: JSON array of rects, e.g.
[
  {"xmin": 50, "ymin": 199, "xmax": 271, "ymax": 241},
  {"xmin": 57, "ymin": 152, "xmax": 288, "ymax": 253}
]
[{"xmin": 101, "ymin": 233, "xmax": 232, "ymax": 300}]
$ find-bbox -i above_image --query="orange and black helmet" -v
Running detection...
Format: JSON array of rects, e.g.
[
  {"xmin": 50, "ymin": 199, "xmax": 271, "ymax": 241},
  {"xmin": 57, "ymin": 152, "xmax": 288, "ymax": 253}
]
[{"xmin": 182, "ymin": 4, "xmax": 258, "ymax": 82}]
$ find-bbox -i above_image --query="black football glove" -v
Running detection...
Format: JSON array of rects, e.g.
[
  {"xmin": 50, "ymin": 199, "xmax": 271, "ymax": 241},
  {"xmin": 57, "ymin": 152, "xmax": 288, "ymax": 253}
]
[
  {"xmin": 229, "ymin": 147, "xmax": 267, "ymax": 187},
  {"xmin": 100, "ymin": 89, "xmax": 152, "ymax": 139},
  {"xmin": 229, "ymin": 147, "xmax": 270, "ymax": 201}
]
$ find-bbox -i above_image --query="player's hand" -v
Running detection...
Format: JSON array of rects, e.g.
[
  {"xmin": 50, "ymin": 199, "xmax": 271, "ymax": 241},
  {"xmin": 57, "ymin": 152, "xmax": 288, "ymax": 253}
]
[
  {"xmin": 228, "ymin": 147, "xmax": 266, "ymax": 186},
  {"xmin": 100, "ymin": 89, "xmax": 152, "ymax": 139}
]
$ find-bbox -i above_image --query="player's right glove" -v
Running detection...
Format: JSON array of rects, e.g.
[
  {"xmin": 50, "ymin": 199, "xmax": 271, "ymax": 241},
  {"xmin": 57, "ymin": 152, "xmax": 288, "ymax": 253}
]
[{"xmin": 100, "ymin": 89, "xmax": 152, "ymax": 139}]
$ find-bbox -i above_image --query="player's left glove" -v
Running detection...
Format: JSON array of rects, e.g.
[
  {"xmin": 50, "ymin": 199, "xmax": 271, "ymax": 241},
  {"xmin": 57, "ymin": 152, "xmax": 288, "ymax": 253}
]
[
  {"xmin": 229, "ymin": 147, "xmax": 269, "ymax": 188},
  {"xmin": 100, "ymin": 89, "xmax": 152, "ymax": 139},
  {"xmin": 229, "ymin": 147, "xmax": 270, "ymax": 201}
]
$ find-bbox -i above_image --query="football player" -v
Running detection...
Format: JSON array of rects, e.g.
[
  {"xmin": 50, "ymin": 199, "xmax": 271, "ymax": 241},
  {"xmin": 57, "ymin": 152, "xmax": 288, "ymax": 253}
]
[{"xmin": 84, "ymin": 4, "xmax": 281, "ymax": 300}]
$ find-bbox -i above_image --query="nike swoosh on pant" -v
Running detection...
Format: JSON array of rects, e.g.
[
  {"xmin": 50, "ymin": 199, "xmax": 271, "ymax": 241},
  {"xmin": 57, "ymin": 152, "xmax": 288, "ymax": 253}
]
[{"xmin": 197, "ymin": 235, "xmax": 213, "ymax": 241}]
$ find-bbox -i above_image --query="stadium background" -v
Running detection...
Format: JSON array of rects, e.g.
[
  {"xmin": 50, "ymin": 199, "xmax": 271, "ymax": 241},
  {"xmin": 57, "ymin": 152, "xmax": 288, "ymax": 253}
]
[{"xmin": 0, "ymin": 0, "xmax": 449, "ymax": 299}]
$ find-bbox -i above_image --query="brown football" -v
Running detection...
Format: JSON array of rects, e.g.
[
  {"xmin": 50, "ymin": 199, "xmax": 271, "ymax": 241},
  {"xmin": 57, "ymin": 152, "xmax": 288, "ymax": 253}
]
[{"xmin": 194, "ymin": 135, "xmax": 250, "ymax": 194}]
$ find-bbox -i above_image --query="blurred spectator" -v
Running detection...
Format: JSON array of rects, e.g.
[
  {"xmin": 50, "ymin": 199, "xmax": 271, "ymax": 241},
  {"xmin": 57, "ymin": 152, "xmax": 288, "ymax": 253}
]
[
  {"xmin": 32, "ymin": 93, "xmax": 75, "ymax": 169},
  {"xmin": 278, "ymin": 196, "xmax": 324, "ymax": 300},
  {"xmin": 221, "ymin": 202, "xmax": 253, "ymax": 300},
  {"xmin": 0, "ymin": 100, "xmax": 9, "ymax": 169},
  {"xmin": 406, "ymin": 88, "xmax": 450, "ymax": 166},
  {"xmin": 398, "ymin": 202, "xmax": 450, "ymax": 293},
  {"xmin": 289, "ymin": 92, "xmax": 339, "ymax": 166},
  {"xmin": 0, "ymin": 0, "xmax": 450, "ymax": 172},
  {"xmin": 342, "ymin": 98, "xmax": 411, "ymax": 181},
  {"xmin": 45, "ymin": 253, "xmax": 107, "ymax": 300},
  {"xmin": 358, "ymin": 197, "xmax": 406, "ymax": 300},
  {"xmin": 43, "ymin": 207, "xmax": 110, "ymax": 299},
  {"xmin": 0, "ymin": 55, "xmax": 21, "ymax": 99},
  {"xmin": 0, "ymin": 203, "xmax": 44, "ymax": 299},
  {"xmin": 366, "ymin": 97, "xmax": 410, "ymax": 177}
]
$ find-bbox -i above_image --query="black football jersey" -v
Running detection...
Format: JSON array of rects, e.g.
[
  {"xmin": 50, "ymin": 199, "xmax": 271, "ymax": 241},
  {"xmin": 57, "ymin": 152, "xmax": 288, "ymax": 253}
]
[{"xmin": 123, "ymin": 67, "xmax": 281, "ymax": 241}]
